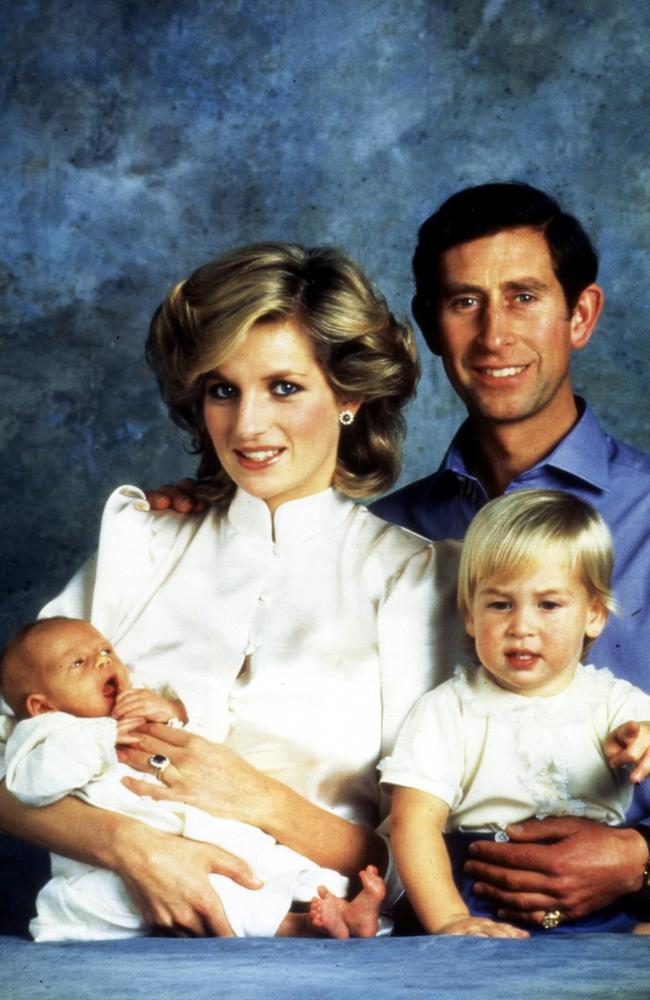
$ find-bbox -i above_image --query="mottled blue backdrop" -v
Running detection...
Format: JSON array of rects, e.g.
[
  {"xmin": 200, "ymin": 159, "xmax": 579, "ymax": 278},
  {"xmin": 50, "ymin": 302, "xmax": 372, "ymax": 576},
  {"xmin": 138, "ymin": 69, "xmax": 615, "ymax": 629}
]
[{"xmin": 2, "ymin": 0, "xmax": 649, "ymax": 642}]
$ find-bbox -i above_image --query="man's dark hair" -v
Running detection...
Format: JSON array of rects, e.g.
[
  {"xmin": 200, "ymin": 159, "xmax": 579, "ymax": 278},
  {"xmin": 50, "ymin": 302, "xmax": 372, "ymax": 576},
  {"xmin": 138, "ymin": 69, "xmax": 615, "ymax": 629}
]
[{"xmin": 412, "ymin": 182, "xmax": 599, "ymax": 353}]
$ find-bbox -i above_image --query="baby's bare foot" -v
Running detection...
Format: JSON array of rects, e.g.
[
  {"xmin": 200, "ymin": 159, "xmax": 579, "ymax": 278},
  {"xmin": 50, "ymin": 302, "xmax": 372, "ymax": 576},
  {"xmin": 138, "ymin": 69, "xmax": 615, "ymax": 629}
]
[
  {"xmin": 343, "ymin": 865, "xmax": 386, "ymax": 937},
  {"xmin": 310, "ymin": 886, "xmax": 351, "ymax": 939},
  {"xmin": 309, "ymin": 865, "xmax": 386, "ymax": 940}
]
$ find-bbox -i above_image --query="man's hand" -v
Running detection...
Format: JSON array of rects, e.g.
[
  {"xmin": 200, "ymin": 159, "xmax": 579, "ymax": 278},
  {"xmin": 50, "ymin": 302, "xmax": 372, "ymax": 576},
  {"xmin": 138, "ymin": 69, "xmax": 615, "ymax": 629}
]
[
  {"xmin": 145, "ymin": 479, "xmax": 205, "ymax": 514},
  {"xmin": 605, "ymin": 720, "xmax": 650, "ymax": 784},
  {"xmin": 465, "ymin": 816, "xmax": 648, "ymax": 925}
]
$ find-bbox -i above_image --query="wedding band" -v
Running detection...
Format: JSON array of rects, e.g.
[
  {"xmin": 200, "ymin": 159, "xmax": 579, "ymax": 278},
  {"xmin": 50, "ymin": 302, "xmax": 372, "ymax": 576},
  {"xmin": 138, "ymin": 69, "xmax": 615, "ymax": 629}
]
[
  {"xmin": 541, "ymin": 909, "xmax": 563, "ymax": 930},
  {"xmin": 149, "ymin": 753, "xmax": 170, "ymax": 781}
]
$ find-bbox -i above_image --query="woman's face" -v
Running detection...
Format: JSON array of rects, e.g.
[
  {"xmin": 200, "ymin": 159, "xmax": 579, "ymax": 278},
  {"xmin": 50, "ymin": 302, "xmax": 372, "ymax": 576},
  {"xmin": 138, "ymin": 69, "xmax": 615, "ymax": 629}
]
[{"xmin": 203, "ymin": 317, "xmax": 359, "ymax": 513}]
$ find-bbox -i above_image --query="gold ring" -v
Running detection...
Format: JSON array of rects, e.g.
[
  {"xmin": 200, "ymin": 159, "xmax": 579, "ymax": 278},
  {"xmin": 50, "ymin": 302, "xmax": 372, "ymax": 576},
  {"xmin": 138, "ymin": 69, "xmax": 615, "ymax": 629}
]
[{"xmin": 541, "ymin": 909, "xmax": 563, "ymax": 930}]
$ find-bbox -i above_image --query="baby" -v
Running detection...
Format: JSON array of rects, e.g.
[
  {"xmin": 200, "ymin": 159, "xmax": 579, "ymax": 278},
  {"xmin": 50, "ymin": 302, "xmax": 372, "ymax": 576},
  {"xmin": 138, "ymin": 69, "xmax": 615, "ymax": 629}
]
[
  {"xmin": 381, "ymin": 488, "xmax": 650, "ymax": 938},
  {"xmin": 0, "ymin": 616, "xmax": 385, "ymax": 940}
]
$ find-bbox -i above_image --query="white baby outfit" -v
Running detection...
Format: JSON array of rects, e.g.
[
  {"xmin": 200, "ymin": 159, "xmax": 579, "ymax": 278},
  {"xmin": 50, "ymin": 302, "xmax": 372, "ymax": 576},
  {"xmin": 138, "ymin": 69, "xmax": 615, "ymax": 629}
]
[{"xmin": 2, "ymin": 711, "xmax": 353, "ymax": 939}]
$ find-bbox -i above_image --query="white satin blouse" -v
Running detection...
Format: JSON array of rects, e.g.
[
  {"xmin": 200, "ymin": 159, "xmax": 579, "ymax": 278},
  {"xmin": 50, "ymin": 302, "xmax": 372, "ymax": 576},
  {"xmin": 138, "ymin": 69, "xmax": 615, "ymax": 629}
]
[{"xmin": 37, "ymin": 485, "xmax": 464, "ymax": 833}]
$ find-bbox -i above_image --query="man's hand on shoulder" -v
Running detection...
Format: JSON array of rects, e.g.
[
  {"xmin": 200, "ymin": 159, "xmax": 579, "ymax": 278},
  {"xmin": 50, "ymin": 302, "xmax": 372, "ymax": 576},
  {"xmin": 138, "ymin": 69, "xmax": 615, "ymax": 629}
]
[
  {"xmin": 145, "ymin": 478, "xmax": 205, "ymax": 514},
  {"xmin": 464, "ymin": 816, "xmax": 649, "ymax": 926}
]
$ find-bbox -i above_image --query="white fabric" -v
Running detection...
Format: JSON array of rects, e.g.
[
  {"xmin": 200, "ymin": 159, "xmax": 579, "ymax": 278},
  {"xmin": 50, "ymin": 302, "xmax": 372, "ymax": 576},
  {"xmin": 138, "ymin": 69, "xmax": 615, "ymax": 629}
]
[
  {"xmin": 5, "ymin": 484, "xmax": 464, "ymax": 925},
  {"xmin": 4, "ymin": 711, "xmax": 351, "ymax": 939},
  {"xmin": 379, "ymin": 663, "xmax": 650, "ymax": 831}
]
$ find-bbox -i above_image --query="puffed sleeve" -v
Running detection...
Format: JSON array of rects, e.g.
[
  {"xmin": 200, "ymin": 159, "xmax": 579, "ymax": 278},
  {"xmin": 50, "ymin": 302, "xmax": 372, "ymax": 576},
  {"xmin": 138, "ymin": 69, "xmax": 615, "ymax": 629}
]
[
  {"xmin": 379, "ymin": 679, "xmax": 466, "ymax": 811},
  {"xmin": 40, "ymin": 485, "xmax": 204, "ymax": 648},
  {"xmin": 376, "ymin": 538, "xmax": 465, "ymax": 762},
  {"xmin": 604, "ymin": 676, "xmax": 650, "ymax": 731},
  {"xmin": 583, "ymin": 665, "xmax": 650, "ymax": 736},
  {"xmin": 4, "ymin": 713, "xmax": 118, "ymax": 807},
  {"xmin": 40, "ymin": 486, "xmax": 155, "ymax": 640}
]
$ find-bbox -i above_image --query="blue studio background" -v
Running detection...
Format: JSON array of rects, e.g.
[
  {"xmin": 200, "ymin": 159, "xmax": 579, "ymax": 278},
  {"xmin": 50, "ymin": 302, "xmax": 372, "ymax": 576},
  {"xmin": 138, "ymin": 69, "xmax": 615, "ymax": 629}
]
[{"xmin": 1, "ymin": 0, "xmax": 649, "ymax": 645}]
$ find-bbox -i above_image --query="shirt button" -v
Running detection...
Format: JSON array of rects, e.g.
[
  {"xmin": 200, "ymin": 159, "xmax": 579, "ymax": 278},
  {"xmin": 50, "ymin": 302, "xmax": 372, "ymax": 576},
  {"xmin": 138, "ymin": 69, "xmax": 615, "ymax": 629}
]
[{"xmin": 258, "ymin": 593, "xmax": 270, "ymax": 603}]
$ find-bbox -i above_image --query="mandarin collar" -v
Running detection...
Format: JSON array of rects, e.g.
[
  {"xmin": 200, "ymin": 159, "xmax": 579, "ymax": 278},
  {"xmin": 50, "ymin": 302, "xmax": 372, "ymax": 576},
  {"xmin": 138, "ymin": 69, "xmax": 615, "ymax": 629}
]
[
  {"xmin": 436, "ymin": 398, "xmax": 610, "ymax": 492},
  {"xmin": 227, "ymin": 487, "xmax": 355, "ymax": 545}
]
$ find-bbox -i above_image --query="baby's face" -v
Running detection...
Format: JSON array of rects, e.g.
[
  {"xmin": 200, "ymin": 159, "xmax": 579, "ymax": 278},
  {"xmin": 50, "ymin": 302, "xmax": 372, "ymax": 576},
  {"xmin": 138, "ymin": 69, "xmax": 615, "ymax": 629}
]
[{"xmin": 26, "ymin": 620, "xmax": 130, "ymax": 717}]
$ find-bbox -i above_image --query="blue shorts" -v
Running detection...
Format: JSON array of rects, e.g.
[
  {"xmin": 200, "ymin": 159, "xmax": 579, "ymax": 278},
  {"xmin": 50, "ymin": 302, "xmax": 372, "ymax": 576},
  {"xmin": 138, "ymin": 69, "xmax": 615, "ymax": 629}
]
[{"xmin": 445, "ymin": 831, "xmax": 637, "ymax": 935}]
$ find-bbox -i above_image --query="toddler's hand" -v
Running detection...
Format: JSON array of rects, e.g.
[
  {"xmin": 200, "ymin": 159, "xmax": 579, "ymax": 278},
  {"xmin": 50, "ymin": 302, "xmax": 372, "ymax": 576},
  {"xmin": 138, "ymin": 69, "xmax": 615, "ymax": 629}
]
[
  {"xmin": 605, "ymin": 721, "xmax": 650, "ymax": 783},
  {"xmin": 437, "ymin": 914, "xmax": 529, "ymax": 938},
  {"xmin": 116, "ymin": 717, "xmax": 145, "ymax": 747},
  {"xmin": 113, "ymin": 688, "xmax": 186, "ymax": 725}
]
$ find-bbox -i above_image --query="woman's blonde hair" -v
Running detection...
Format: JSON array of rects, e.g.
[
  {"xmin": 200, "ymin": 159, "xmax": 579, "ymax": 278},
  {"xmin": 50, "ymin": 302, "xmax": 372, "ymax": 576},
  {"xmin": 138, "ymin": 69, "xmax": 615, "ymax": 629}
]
[
  {"xmin": 458, "ymin": 489, "xmax": 617, "ymax": 630},
  {"xmin": 146, "ymin": 242, "xmax": 419, "ymax": 507}
]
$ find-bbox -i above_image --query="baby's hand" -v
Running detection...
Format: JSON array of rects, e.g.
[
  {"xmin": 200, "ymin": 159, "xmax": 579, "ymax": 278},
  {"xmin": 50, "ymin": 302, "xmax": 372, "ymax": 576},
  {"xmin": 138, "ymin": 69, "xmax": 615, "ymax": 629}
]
[
  {"xmin": 113, "ymin": 688, "xmax": 186, "ymax": 725},
  {"xmin": 437, "ymin": 914, "xmax": 529, "ymax": 938},
  {"xmin": 605, "ymin": 720, "xmax": 650, "ymax": 783},
  {"xmin": 115, "ymin": 717, "xmax": 145, "ymax": 747}
]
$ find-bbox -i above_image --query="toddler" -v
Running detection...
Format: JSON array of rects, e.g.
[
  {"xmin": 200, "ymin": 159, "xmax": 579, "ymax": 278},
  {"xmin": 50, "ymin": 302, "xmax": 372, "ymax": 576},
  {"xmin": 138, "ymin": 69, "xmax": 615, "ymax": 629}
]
[
  {"xmin": 0, "ymin": 616, "xmax": 385, "ymax": 940},
  {"xmin": 380, "ymin": 488, "xmax": 650, "ymax": 937}
]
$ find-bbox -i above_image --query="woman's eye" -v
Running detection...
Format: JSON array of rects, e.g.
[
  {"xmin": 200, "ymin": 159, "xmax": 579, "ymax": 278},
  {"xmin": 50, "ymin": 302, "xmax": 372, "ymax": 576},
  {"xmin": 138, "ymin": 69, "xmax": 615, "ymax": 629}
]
[
  {"xmin": 72, "ymin": 659, "xmax": 84, "ymax": 669},
  {"xmin": 272, "ymin": 381, "xmax": 301, "ymax": 397},
  {"xmin": 100, "ymin": 648, "xmax": 112, "ymax": 656},
  {"xmin": 206, "ymin": 382, "xmax": 237, "ymax": 401},
  {"xmin": 540, "ymin": 601, "xmax": 559, "ymax": 610},
  {"xmin": 487, "ymin": 601, "xmax": 509, "ymax": 611}
]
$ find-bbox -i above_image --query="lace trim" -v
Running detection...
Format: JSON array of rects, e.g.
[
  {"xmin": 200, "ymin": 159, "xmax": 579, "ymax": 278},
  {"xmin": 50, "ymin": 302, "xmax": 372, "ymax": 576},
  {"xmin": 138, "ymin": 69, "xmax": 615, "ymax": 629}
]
[{"xmin": 451, "ymin": 664, "xmax": 600, "ymax": 817}]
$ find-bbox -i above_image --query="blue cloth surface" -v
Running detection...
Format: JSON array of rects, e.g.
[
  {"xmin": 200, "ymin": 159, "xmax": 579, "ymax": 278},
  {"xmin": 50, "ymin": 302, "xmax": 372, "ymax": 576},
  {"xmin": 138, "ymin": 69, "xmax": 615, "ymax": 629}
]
[{"xmin": 1, "ymin": 934, "xmax": 648, "ymax": 1000}]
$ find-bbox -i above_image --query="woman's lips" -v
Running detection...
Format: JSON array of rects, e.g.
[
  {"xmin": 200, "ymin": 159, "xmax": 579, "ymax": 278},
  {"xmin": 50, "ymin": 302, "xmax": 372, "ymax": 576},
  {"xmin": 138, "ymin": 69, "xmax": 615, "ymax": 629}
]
[{"xmin": 234, "ymin": 447, "xmax": 285, "ymax": 470}]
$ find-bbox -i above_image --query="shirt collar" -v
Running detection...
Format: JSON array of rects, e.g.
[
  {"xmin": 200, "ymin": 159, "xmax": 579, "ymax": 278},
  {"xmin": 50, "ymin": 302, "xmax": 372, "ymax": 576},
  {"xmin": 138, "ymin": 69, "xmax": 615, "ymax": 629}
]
[
  {"xmin": 435, "ymin": 398, "xmax": 611, "ymax": 492},
  {"xmin": 228, "ymin": 487, "xmax": 355, "ymax": 545}
]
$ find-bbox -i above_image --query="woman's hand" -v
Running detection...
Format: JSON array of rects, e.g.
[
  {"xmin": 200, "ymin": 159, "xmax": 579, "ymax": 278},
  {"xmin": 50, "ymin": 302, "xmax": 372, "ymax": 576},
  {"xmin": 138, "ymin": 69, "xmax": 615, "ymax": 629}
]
[
  {"xmin": 0, "ymin": 782, "xmax": 261, "ymax": 937},
  {"xmin": 118, "ymin": 723, "xmax": 385, "ymax": 878},
  {"xmin": 115, "ymin": 820, "xmax": 259, "ymax": 936},
  {"xmin": 118, "ymin": 723, "xmax": 276, "ymax": 829}
]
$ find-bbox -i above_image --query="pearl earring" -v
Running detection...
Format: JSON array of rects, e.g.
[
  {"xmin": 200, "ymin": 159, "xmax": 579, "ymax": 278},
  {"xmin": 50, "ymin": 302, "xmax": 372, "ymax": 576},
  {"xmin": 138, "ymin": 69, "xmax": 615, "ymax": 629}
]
[{"xmin": 339, "ymin": 410, "xmax": 355, "ymax": 426}]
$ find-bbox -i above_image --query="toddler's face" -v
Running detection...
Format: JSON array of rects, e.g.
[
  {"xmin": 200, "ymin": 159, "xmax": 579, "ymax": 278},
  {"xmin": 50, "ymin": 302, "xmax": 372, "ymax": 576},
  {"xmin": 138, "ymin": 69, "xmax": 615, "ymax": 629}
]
[
  {"xmin": 26, "ymin": 620, "xmax": 130, "ymax": 717},
  {"xmin": 464, "ymin": 556, "xmax": 606, "ymax": 697}
]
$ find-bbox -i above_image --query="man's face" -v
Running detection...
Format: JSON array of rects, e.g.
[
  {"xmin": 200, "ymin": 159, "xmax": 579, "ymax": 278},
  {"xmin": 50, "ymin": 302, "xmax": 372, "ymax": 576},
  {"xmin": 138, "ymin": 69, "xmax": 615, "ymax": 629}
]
[{"xmin": 435, "ymin": 227, "xmax": 590, "ymax": 426}]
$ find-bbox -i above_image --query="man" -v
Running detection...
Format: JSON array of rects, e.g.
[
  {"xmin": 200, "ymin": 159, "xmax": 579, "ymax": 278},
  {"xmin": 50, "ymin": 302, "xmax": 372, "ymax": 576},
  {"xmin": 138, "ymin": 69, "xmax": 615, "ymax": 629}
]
[{"xmin": 373, "ymin": 182, "xmax": 650, "ymax": 929}]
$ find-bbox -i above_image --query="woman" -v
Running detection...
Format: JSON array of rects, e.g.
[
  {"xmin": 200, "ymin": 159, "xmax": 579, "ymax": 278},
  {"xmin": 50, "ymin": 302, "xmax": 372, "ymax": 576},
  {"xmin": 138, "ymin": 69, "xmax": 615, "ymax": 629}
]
[{"xmin": 0, "ymin": 243, "xmax": 464, "ymax": 935}]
